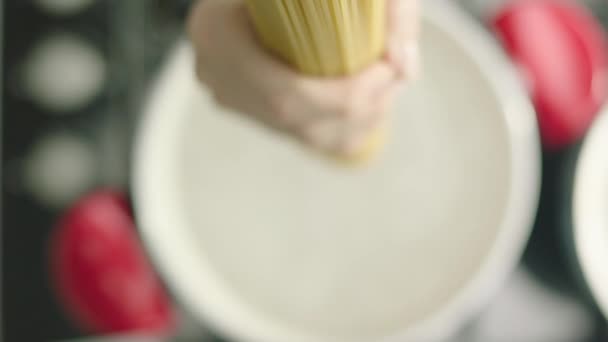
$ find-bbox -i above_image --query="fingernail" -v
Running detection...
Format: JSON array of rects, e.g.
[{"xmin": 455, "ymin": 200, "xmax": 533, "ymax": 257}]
[{"xmin": 404, "ymin": 42, "xmax": 420, "ymax": 80}]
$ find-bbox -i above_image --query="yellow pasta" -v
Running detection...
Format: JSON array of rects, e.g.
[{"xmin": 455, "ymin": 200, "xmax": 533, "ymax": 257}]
[{"xmin": 246, "ymin": 0, "xmax": 389, "ymax": 165}]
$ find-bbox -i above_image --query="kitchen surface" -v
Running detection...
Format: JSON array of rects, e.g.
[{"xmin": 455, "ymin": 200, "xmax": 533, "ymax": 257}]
[{"xmin": 3, "ymin": 0, "xmax": 608, "ymax": 341}]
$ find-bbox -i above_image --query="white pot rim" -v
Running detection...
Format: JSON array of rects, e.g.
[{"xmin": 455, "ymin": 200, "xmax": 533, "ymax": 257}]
[
  {"xmin": 132, "ymin": 1, "xmax": 541, "ymax": 341},
  {"xmin": 573, "ymin": 109, "xmax": 608, "ymax": 320}
]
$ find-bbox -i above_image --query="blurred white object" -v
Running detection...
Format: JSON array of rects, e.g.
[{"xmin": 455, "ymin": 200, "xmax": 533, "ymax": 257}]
[
  {"xmin": 472, "ymin": 270, "xmax": 595, "ymax": 341},
  {"xmin": 24, "ymin": 131, "xmax": 97, "ymax": 208},
  {"xmin": 133, "ymin": 2, "xmax": 540, "ymax": 342},
  {"xmin": 574, "ymin": 108, "xmax": 608, "ymax": 321},
  {"xmin": 23, "ymin": 33, "xmax": 106, "ymax": 113},
  {"xmin": 36, "ymin": 0, "xmax": 95, "ymax": 16}
]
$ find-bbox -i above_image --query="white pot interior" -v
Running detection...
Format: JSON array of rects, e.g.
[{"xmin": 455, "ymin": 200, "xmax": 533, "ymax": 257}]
[{"xmin": 133, "ymin": 2, "xmax": 540, "ymax": 341}]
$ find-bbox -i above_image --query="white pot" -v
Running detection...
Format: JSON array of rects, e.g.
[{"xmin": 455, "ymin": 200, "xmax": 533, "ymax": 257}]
[
  {"xmin": 573, "ymin": 108, "xmax": 608, "ymax": 321},
  {"xmin": 132, "ymin": 2, "xmax": 541, "ymax": 341}
]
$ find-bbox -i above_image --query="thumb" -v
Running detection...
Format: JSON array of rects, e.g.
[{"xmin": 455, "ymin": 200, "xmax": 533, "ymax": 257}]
[{"xmin": 386, "ymin": 0, "xmax": 420, "ymax": 80}]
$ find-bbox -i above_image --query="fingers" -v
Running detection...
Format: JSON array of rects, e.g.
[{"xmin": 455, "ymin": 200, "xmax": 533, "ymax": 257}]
[
  {"xmin": 352, "ymin": 62, "xmax": 399, "ymax": 101},
  {"xmin": 293, "ymin": 69, "xmax": 402, "ymax": 155},
  {"xmin": 374, "ymin": 80, "xmax": 404, "ymax": 115},
  {"xmin": 337, "ymin": 81, "xmax": 401, "ymax": 156},
  {"xmin": 386, "ymin": 0, "xmax": 420, "ymax": 79},
  {"xmin": 293, "ymin": 61, "xmax": 397, "ymax": 121}
]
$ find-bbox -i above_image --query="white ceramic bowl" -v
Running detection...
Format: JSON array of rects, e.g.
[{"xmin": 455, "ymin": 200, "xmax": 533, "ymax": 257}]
[{"xmin": 133, "ymin": 2, "xmax": 540, "ymax": 341}]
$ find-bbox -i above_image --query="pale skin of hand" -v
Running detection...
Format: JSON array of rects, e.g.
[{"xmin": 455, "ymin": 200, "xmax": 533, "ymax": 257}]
[{"xmin": 187, "ymin": 0, "xmax": 419, "ymax": 156}]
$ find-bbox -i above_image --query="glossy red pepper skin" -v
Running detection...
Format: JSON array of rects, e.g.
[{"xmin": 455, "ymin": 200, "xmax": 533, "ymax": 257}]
[
  {"xmin": 492, "ymin": 0, "xmax": 608, "ymax": 149},
  {"xmin": 49, "ymin": 189, "xmax": 176, "ymax": 335}
]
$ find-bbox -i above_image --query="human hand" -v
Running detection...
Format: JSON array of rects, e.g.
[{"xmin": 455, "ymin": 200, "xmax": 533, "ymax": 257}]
[
  {"xmin": 187, "ymin": 0, "xmax": 419, "ymax": 158},
  {"xmin": 387, "ymin": 0, "xmax": 420, "ymax": 79}
]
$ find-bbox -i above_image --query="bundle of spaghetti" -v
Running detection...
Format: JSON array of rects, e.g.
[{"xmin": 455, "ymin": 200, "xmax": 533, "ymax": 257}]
[{"xmin": 246, "ymin": 0, "xmax": 389, "ymax": 164}]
